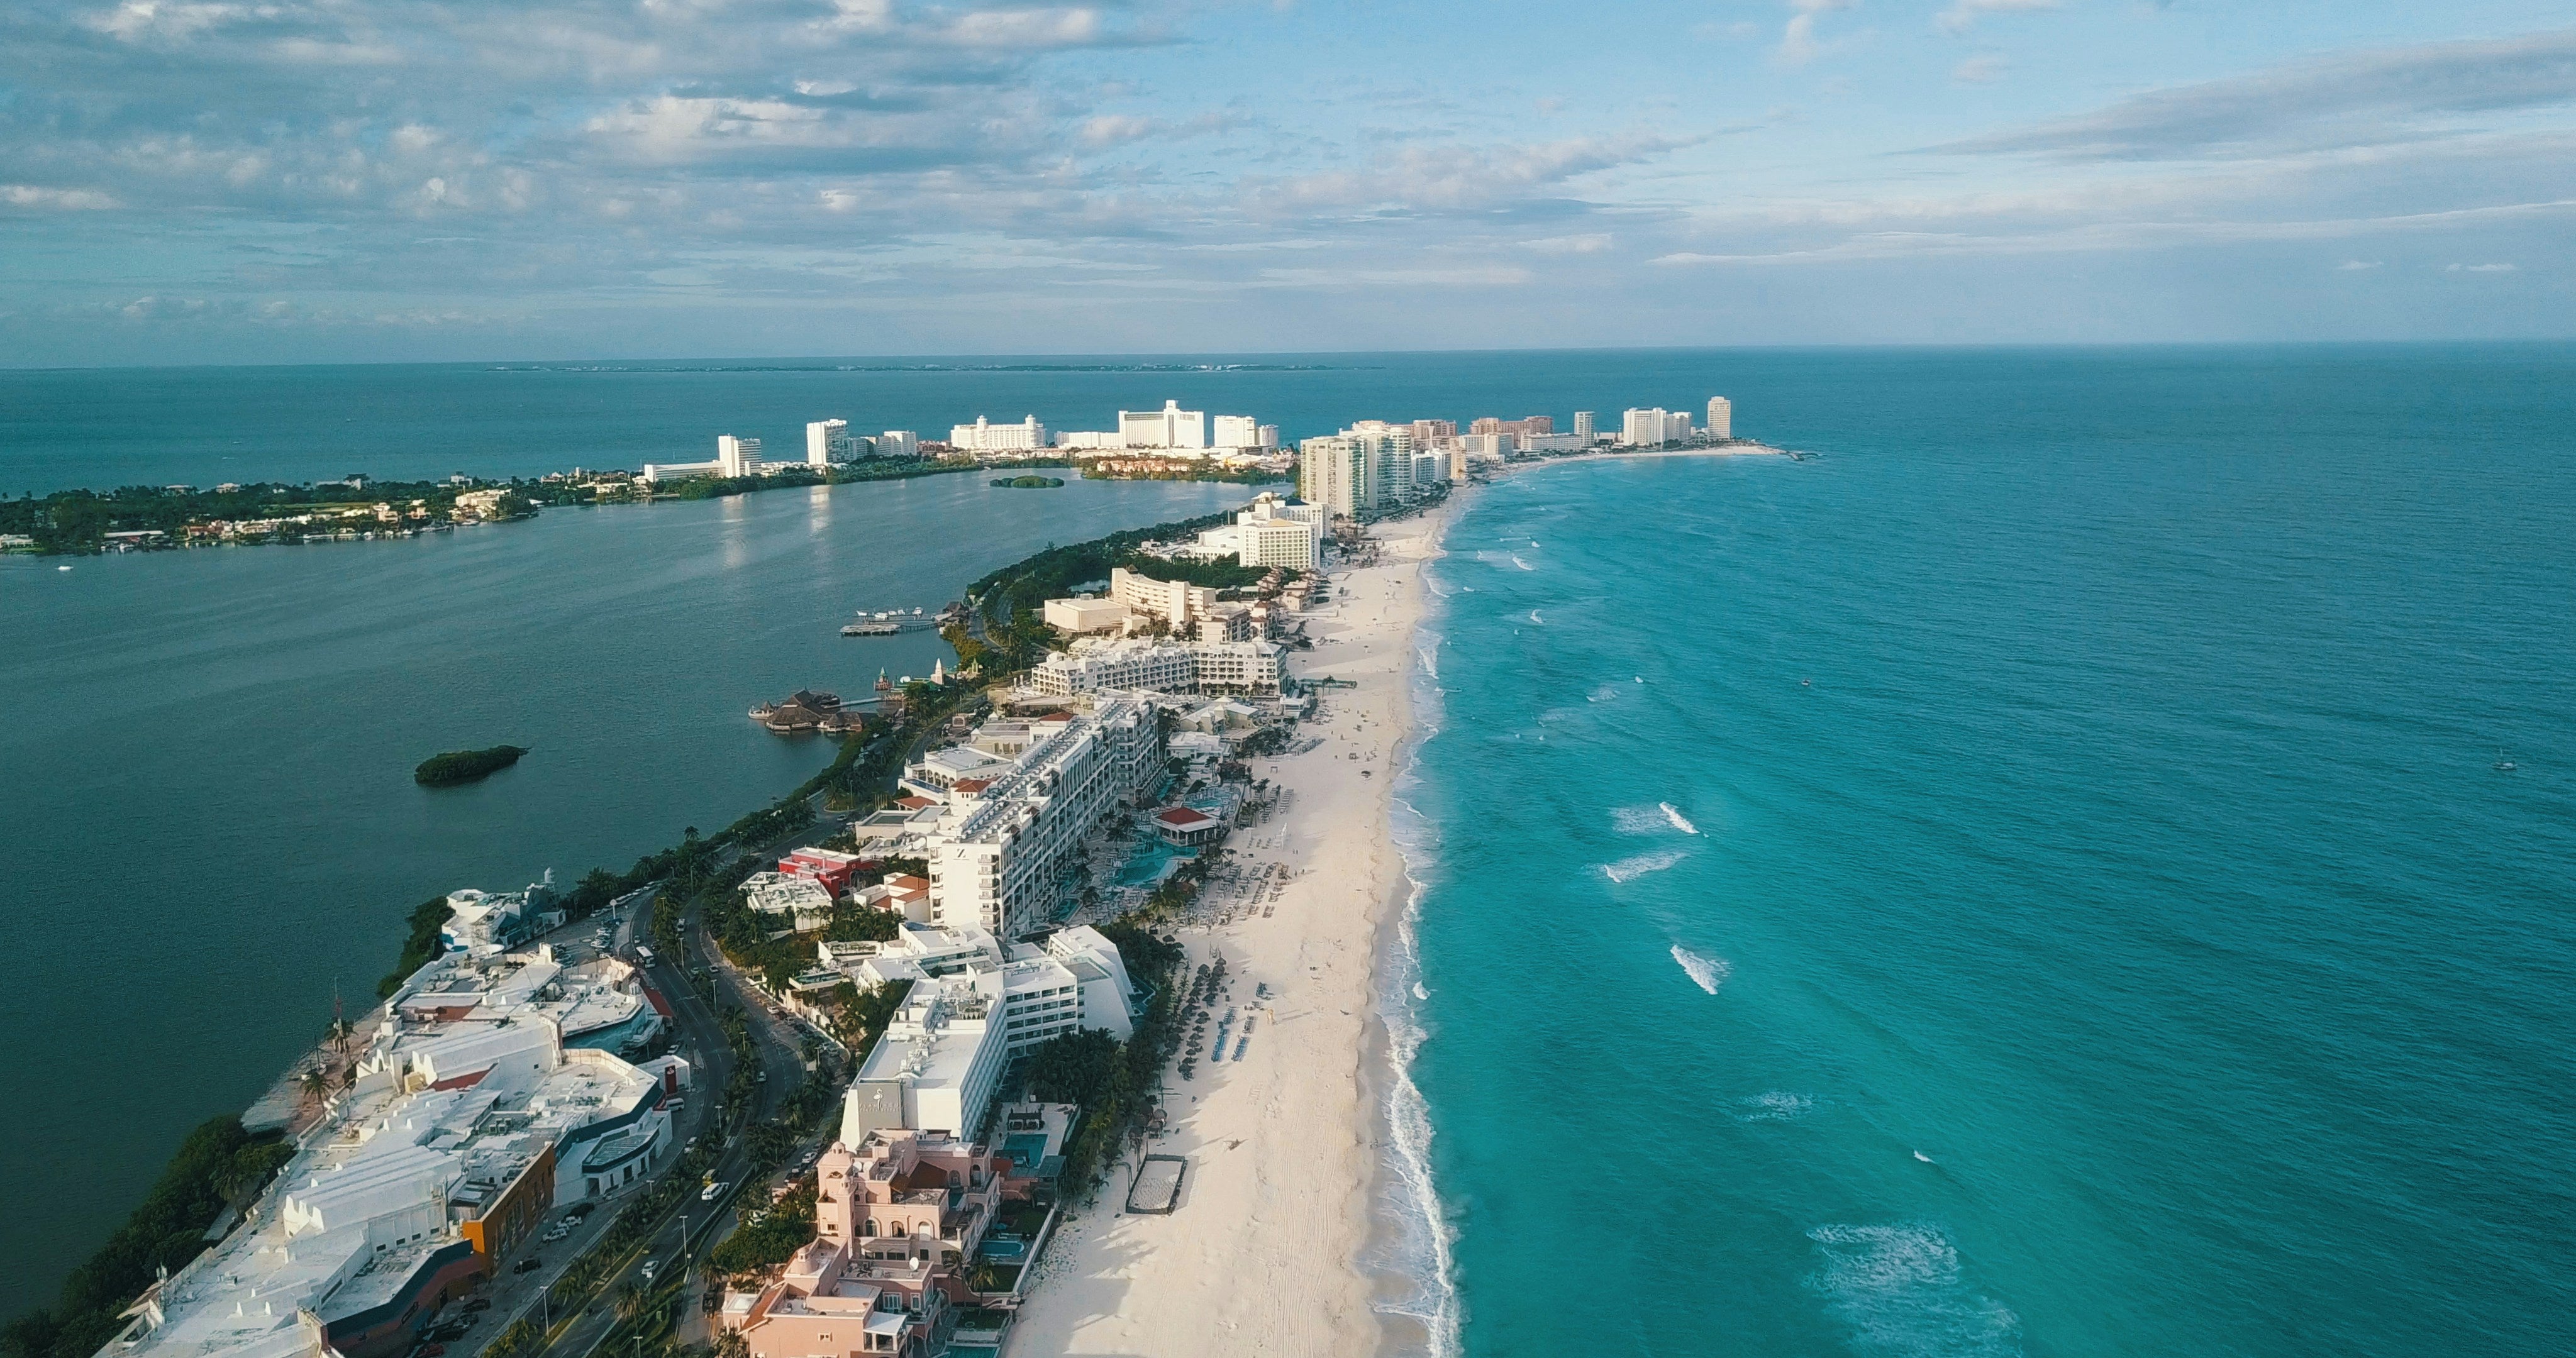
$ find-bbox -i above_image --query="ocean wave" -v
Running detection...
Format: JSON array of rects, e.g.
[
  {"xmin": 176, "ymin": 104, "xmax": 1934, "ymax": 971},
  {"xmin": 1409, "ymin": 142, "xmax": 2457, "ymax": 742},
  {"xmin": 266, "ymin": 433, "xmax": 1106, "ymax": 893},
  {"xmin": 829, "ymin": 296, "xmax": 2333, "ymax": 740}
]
[
  {"xmin": 1509, "ymin": 555, "xmax": 1536, "ymax": 571},
  {"xmin": 1374, "ymin": 710, "xmax": 1461, "ymax": 1357},
  {"xmin": 1807, "ymin": 1223, "xmax": 2023, "ymax": 1358},
  {"xmin": 1609, "ymin": 805, "xmax": 1669, "ymax": 834},
  {"xmin": 1660, "ymin": 802, "xmax": 1699, "ymax": 834},
  {"xmin": 1735, "ymin": 1091, "xmax": 1814, "ymax": 1122},
  {"xmin": 1602, "ymin": 849, "xmax": 1687, "ymax": 883},
  {"xmin": 1528, "ymin": 609, "xmax": 1544, "ymax": 624},
  {"xmin": 1585, "ymin": 683, "xmax": 1621, "ymax": 703},
  {"xmin": 1670, "ymin": 944, "xmax": 1731, "ymax": 994}
]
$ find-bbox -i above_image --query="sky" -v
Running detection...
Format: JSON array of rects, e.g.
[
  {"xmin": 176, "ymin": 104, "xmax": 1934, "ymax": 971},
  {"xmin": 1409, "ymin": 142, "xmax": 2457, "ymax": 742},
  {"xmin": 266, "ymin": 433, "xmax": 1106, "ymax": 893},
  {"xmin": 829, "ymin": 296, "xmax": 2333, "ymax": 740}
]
[{"xmin": 2, "ymin": 0, "xmax": 2573, "ymax": 365}]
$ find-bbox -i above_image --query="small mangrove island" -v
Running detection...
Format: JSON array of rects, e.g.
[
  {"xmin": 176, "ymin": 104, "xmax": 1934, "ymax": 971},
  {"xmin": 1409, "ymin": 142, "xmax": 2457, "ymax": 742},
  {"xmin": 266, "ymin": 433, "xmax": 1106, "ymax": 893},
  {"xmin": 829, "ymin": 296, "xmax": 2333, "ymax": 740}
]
[
  {"xmin": 413, "ymin": 745, "xmax": 530, "ymax": 786},
  {"xmin": 991, "ymin": 475, "xmax": 1065, "ymax": 489}
]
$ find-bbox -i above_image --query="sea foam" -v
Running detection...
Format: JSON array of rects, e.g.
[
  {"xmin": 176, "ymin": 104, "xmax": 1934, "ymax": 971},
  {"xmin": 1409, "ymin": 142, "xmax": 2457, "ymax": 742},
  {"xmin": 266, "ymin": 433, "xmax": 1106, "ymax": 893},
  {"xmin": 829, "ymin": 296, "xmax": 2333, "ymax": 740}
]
[
  {"xmin": 1602, "ymin": 849, "xmax": 1687, "ymax": 883},
  {"xmin": 1735, "ymin": 1091, "xmax": 1815, "ymax": 1123},
  {"xmin": 1670, "ymin": 944, "xmax": 1731, "ymax": 994},
  {"xmin": 1659, "ymin": 802, "xmax": 1699, "ymax": 834},
  {"xmin": 1807, "ymin": 1223, "xmax": 2023, "ymax": 1358}
]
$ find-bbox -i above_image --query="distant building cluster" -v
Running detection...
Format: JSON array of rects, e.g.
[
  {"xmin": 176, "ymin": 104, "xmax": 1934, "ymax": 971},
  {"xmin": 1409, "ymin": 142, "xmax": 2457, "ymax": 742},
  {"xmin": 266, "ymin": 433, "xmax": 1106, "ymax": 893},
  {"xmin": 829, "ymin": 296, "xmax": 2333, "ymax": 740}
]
[{"xmin": 642, "ymin": 422, "xmax": 923, "ymax": 482}]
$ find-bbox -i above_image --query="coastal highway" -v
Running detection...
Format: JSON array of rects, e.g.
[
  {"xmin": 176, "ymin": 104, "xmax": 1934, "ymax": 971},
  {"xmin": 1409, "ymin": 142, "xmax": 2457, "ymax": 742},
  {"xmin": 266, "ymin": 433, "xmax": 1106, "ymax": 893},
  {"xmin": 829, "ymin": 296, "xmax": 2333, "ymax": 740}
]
[{"xmin": 473, "ymin": 893, "xmax": 816, "ymax": 1358}]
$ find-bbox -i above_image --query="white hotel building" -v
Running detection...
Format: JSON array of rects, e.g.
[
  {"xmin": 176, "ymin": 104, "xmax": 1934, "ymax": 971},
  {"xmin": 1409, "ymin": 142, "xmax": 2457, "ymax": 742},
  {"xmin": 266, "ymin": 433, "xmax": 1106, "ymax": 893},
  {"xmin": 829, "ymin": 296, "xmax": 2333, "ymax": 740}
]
[
  {"xmin": 1029, "ymin": 638, "xmax": 1285, "ymax": 698},
  {"xmin": 924, "ymin": 697, "xmax": 1162, "ymax": 940},
  {"xmin": 949, "ymin": 415, "xmax": 1049, "ymax": 453}
]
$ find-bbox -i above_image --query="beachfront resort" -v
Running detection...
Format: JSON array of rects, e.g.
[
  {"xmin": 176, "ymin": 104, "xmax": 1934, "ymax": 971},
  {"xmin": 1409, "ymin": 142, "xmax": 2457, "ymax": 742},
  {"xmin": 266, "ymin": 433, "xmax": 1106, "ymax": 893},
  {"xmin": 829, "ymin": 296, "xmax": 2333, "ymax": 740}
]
[{"xmin": 65, "ymin": 392, "xmax": 1746, "ymax": 1358}]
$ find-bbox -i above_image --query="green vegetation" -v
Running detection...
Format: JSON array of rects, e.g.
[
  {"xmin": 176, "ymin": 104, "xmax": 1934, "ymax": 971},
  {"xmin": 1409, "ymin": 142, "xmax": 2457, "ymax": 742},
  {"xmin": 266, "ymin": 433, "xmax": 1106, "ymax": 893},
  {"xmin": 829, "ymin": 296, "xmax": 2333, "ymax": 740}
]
[
  {"xmin": 947, "ymin": 504, "xmax": 1293, "ymax": 677},
  {"xmin": 708, "ymin": 1182, "xmax": 815, "ymax": 1274},
  {"xmin": 377, "ymin": 893, "xmax": 459, "ymax": 996},
  {"xmin": 1026, "ymin": 918, "xmax": 1187, "ymax": 1198},
  {"xmin": 0, "ymin": 478, "xmax": 542, "ymax": 554},
  {"xmin": 1082, "ymin": 464, "xmax": 1285, "ymax": 485},
  {"xmin": 991, "ymin": 475, "xmax": 1065, "ymax": 489},
  {"xmin": 413, "ymin": 744, "xmax": 528, "ymax": 787},
  {"xmin": 0, "ymin": 1119, "xmax": 296, "ymax": 1358}
]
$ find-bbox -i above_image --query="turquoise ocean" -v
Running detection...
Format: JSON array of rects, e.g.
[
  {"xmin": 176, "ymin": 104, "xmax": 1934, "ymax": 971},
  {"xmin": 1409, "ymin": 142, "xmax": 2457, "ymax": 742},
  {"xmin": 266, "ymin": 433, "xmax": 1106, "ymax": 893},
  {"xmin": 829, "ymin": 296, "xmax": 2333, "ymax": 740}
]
[
  {"xmin": 1384, "ymin": 349, "xmax": 2575, "ymax": 1357},
  {"xmin": 4, "ymin": 348, "xmax": 2572, "ymax": 1353}
]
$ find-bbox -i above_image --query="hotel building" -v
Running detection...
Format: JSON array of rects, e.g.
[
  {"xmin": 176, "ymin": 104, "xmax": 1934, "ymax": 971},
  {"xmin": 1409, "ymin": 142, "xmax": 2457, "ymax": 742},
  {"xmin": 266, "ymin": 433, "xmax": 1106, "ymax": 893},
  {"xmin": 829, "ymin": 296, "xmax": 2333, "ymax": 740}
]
[{"xmin": 923, "ymin": 698, "xmax": 1161, "ymax": 940}]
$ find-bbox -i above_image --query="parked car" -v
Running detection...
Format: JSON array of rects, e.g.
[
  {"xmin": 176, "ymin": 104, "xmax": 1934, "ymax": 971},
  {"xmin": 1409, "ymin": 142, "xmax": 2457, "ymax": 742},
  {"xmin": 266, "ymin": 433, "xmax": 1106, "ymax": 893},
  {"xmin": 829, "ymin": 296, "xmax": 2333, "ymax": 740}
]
[
  {"xmin": 513, "ymin": 1257, "xmax": 543, "ymax": 1275},
  {"xmin": 414, "ymin": 1345, "xmax": 445, "ymax": 1357}
]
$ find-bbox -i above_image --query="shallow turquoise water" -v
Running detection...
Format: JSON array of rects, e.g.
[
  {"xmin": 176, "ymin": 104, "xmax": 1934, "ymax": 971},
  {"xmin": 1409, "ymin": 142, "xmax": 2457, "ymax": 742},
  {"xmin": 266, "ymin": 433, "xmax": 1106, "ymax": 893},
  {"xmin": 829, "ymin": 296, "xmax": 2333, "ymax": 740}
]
[{"xmin": 1395, "ymin": 351, "xmax": 2576, "ymax": 1357}]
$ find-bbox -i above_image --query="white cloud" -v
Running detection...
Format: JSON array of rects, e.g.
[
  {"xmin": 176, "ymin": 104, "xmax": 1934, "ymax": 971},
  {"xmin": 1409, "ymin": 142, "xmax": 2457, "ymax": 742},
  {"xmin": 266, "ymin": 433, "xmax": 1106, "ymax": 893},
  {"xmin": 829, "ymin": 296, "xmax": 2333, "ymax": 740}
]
[
  {"xmin": 1952, "ymin": 53, "xmax": 2007, "ymax": 84},
  {"xmin": 1775, "ymin": 0, "xmax": 1852, "ymax": 67},
  {"xmin": 2, "ymin": 185, "xmax": 122, "ymax": 209},
  {"xmin": 1520, "ymin": 233, "xmax": 1613, "ymax": 254},
  {"xmin": 1938, "ymin": 0, "xmax": 2057, "ymax": 37},
  {"xmin": 2336, "ymin": 259, "xmax": 2382, "ymax": 270},
  {"xmin": 2445, "ymin": 262, "xmax": 2517, "ymax": 272}
]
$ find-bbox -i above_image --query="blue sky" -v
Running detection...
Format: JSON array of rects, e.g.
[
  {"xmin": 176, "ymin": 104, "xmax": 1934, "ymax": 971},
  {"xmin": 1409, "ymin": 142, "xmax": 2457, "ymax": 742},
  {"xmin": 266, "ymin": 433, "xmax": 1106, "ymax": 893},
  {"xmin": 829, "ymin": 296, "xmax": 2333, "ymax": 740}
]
[{"xmin": 3, "ymin": 0, "xmax": 2572, "ymax": 364}]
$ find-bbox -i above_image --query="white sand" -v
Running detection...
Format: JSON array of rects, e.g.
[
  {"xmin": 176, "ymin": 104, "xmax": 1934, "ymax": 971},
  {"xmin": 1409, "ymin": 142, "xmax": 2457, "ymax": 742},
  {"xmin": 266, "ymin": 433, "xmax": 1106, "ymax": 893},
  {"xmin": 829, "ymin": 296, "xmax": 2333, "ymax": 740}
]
[{"xmin": 1006, "ymin": 507, "xmax": 1454, "ymax": 1357}]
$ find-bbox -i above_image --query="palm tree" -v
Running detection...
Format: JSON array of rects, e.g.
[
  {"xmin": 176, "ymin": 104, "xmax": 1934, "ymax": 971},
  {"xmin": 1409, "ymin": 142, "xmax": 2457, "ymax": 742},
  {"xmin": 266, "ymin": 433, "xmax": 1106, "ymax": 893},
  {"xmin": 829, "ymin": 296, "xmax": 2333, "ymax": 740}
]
[
  {"xmin": 616, "ymin": 1281, "xmax": 648, "ymax": 1322},
  {"xmin": 298, "ymin": 1068, "xmax": 330, "ymax": 1112}
]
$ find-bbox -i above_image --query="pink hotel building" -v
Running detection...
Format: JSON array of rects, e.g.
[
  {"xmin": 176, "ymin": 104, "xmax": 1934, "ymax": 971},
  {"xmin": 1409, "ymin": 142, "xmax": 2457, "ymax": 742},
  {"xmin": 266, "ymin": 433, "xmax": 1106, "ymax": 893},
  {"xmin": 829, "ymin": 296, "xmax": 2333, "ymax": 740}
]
[{"xmin": 720, "ymin": 1131, "xmax": 1009, "ymax": 1358}]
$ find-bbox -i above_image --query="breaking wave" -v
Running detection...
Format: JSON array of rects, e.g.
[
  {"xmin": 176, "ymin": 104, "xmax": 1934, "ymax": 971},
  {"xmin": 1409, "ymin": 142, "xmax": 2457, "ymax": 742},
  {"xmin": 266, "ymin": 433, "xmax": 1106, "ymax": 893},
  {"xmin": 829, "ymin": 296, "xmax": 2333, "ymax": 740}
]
[
  {"xmin": 1602, "ymin": 849, "xmax": 1687, "ymax": 883},
  {"xmin": 1735, "ymin": 1091, "xmax": 1815, "ymax": 1122},
  {"xmin": 1807, "ymin": 1223, "xmax": 2023, "ymax": 1358},
  {"xmin": 1509, "ymin": 555, "xmax": 1536, "ymax": 571},
  {"xmin": 1670, "ymin": 944, "xmax": 1731, "ymax": 994},
  {"xmin": 1659, "ymin": 802, "xmax": 1699, "ymax": 834}
]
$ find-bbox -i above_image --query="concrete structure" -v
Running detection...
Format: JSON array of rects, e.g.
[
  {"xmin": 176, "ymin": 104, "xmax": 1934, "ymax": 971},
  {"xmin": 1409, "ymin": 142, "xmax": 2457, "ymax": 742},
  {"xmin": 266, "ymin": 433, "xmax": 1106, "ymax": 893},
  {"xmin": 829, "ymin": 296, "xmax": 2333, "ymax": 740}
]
[
  {"xmin": 823, "ymin": 921, "xmax": 1140, "ymax": 1056},
  {"xmin": 1621, "ymin": 408, "xmax": 1692, "ymax": 447},
  {"xmin": 840, "ymin": 976, "xmax": 1006, "ymax": 1142},
  {"xmin": 1109, "ymin": 566, "xmax": 1219, "ymax": 626},
  {"xmin": 1299, "ymin": 433, "xmax": 1365, "ymax": 517},
  {"xmin": 1707, "ymin": 396, "xmax": 1732, "ymax": 439},
  {"xmin": 1257, "ymin": 423, "xmax": 1280, "ymax": 449},
  {"xmin": 1029, "ymin": 638, "xmax": 1284, "ymax": 698},
  {"xmin": 720, "ymin": 1130, "xmax": 1009, "ymax": 1358},
  {"xmin": 1233, "ymin": 503, "xmax": 1320, "ymax": 570},
  {"xmin": 1212, "ymin": 414, "xmax": 1259, "ymax": 449},
  {"xmin": 924, "ymin": 698, "xmax": 1162, "ymax": 939},
  {"xmin": 439, "ymin": 880, "xmax": 559, "ymax": 956},
  {"xmin": 807, "ymin": 419, "xmax": 862, "ymax": 466},
  {"xmin": 1574, "ymin": 410, "xmax": 1597, "ymax": 440},
  {"xmin": 948, "ymin": 416, "xmax": 1047, "ymax": 453},
  {"xmin": 741, "ymin": 872, "xmax": 836, "ymax": 932},
  {"xmin": 1520, "ymin": 432, "xmax": 1587, "ymax": 453},
  {"xmin": 719, "ymin": 436, "xmax": 763, "ymax": 478},
  {"xmin": 1119, "ymin": 400, "xmax": 1206, "ymax": 450},
  {"xmin": 781, "ymin": 846, "xmax": 865, "ymax": 897},
  {"xmin": 1041, "ymin": 597, "xmax": 1130, "ymax": 634},
  {"xmin": 876, "ymin": 431, "xmax": 920, "ymax": 459},
  {"xmin": 106, "ymin": 954, "xmax": 675, "ymax": 1358}
]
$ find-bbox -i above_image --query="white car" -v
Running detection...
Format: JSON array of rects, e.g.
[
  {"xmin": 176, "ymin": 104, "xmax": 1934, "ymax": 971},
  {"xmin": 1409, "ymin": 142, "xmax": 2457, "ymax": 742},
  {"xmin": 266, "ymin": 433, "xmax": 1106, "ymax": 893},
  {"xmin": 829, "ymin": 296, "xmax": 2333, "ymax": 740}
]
[{"xmin": 700, "ymin": 1181, "xmax": 726, "ymax": 1202}]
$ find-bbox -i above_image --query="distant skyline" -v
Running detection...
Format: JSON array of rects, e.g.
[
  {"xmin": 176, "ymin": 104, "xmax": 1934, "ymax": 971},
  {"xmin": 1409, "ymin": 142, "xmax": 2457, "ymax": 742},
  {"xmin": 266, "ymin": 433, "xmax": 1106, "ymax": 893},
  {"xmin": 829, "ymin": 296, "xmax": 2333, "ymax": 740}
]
[{"xmin": 4, "ymin": 0, "xmax": 2573, "ymax": 366}]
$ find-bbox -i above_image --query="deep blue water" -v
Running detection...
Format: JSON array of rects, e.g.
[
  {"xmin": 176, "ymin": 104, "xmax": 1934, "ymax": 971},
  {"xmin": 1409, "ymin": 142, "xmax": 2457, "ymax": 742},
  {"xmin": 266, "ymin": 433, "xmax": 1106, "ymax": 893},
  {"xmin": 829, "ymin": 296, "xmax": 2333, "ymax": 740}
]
[{"xmin": 1394, "ymin": 348, "xmax": 2576, "ymax": 1357}]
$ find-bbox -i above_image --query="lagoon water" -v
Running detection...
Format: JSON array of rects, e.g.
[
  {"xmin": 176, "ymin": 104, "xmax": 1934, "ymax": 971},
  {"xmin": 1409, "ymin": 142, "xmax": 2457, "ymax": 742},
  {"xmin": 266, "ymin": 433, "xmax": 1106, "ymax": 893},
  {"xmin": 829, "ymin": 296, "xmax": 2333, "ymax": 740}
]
[
  {"xmin": 1394, "ymin": 350, "xmax": 2576, "ymax": 1357},
  {"xmin": 4, "ymin": 348, "xmax": 2572, "ymax": 1354},
  {"xmin": 0, "ymin": 471, "xmax": 1243, "ymax": 1323}
]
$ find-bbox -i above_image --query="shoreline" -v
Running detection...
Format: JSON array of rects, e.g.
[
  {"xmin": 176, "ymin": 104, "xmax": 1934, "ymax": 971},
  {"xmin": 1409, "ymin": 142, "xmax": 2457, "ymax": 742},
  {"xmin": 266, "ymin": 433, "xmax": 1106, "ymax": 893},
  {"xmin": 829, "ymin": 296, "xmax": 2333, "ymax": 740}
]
[{"xmin": 1005, "ymin": 498, "xmax": 1460, "ymax": 1357}]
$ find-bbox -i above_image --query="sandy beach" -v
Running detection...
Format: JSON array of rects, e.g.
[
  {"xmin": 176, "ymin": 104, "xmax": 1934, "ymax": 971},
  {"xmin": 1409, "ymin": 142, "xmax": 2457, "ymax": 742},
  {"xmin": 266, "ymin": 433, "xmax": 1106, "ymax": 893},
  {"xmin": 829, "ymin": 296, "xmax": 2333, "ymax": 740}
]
[{"xmin": 1006, "ymin": 504, "xmax": 1455, "ymax": 1357}]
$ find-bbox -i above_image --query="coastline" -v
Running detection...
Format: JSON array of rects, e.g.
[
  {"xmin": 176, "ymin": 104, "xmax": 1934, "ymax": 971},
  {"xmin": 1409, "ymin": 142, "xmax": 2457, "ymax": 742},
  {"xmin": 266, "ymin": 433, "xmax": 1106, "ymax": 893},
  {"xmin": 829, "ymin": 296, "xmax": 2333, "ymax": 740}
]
[{"xmin": 1006, "ymin": 499, "xmax": 1460, "ymax": 1357}]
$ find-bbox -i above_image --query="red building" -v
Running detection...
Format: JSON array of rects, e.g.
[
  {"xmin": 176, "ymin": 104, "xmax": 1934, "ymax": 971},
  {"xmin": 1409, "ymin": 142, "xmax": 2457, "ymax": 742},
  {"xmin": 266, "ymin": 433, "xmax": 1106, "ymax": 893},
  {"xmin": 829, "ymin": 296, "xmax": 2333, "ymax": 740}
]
[{"xmin": 780, "ymin": 847, "xmax": 864, "ymax": 897}]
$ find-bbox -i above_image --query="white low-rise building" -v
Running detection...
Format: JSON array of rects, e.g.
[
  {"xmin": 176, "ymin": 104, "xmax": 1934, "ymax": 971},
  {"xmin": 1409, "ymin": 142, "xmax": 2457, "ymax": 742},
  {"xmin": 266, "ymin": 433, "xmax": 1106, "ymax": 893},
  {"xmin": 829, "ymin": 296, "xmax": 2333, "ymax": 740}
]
[
  {"xmin": 1030, "ymin": 638, "xmax": 1284, "ymax": 698},
  {"xmin": 840, "ymin": 976, "xmax": 1006, "ymax": 1142},
  {"xmin": 741, "ymin": 872, "xmax": 836, "ymax": 930},
  {"xmin": 948, "ymin": 416, "xmax": 1048, "ymax": 453},
  {"xmin": 1042, "ymin": 597, "xmax": 1130, "ymax": 633},
  {"xmin": 108, "ymin": 954, "xmax": 677, "ymax": 1358}
]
